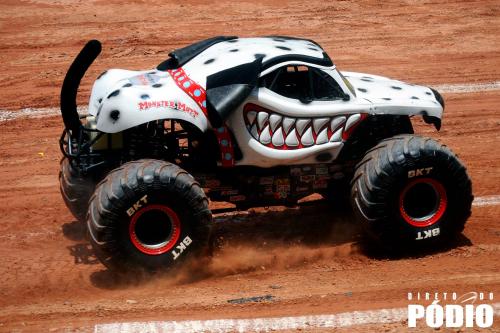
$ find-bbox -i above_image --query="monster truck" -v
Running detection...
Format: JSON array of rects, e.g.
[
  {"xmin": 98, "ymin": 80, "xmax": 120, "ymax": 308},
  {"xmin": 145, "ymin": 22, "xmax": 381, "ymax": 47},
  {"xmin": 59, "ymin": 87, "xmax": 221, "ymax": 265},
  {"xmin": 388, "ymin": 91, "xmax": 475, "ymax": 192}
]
[{"xmin": 59, "ymin": 36, "xmax": 472, "ymax": 272}]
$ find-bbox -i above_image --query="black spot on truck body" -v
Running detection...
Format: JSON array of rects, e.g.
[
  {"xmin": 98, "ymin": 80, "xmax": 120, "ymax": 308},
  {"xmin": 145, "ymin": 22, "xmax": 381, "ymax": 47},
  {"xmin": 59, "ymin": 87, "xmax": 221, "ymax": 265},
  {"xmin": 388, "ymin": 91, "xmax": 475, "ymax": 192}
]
[
  {"xmin": 110, "ymin": 110, "xmax": 120, "ymax": 121},
  {"xmin": 107, "ymin": 89, "xmax": 120, "ymax": 99}
]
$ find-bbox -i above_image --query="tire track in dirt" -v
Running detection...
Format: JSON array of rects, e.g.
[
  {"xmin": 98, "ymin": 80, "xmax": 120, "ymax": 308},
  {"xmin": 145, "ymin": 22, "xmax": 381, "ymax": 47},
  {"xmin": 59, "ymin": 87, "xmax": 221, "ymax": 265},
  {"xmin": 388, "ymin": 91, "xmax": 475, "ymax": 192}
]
[{"xmin": 95, "ymin": 303, "xmax": 500, "ymax": 333}]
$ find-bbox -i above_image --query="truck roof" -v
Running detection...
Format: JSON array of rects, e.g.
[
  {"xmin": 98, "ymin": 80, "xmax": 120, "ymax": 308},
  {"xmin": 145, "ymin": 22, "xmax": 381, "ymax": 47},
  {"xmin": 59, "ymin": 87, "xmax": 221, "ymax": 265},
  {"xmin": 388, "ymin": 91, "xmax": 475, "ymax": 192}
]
[{"xmin": 157, "ymin": 36, "xmax": 333, "ymax": 83}]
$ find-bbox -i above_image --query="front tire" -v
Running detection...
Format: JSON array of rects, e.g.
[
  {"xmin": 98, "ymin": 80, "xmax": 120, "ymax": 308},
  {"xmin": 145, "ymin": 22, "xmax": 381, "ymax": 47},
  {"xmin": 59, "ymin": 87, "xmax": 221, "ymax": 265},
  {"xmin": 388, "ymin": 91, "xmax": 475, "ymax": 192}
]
[
  {"xmin": 351, "ymin": 135, "xmax": 472, "ymax": 251},
  {"xmin": 87, "ymin": 159, "xmax": 212, "ymax": 272}
]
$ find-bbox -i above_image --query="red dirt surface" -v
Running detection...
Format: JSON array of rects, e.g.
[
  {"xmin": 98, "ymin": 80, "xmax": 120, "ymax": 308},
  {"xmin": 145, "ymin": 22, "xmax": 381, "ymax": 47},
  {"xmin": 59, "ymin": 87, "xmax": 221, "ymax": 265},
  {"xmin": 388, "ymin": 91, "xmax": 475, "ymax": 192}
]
[{"xmin": 0, "ymin": 0, "xmax": 499, "ymax": 332}]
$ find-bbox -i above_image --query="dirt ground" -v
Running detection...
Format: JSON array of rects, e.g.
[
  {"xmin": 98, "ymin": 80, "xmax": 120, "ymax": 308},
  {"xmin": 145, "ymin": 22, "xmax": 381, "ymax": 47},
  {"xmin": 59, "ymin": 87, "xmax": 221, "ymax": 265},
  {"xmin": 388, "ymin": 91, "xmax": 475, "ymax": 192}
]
[{"xmin": 0, "ymin": 0, "xmax": 499, "ymax": 332}]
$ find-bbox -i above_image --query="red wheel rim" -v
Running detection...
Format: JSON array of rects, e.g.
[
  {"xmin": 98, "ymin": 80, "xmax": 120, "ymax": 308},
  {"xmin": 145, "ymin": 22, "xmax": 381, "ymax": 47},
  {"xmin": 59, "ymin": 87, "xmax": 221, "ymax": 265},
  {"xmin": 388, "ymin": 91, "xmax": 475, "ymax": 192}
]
[
  {"xmin": 399, "ymin": 178, "xmax": 447, "ymax": 227},
  {"xmin": 129, "ymin": 204, "xmax": 181, "ymax": 255}
]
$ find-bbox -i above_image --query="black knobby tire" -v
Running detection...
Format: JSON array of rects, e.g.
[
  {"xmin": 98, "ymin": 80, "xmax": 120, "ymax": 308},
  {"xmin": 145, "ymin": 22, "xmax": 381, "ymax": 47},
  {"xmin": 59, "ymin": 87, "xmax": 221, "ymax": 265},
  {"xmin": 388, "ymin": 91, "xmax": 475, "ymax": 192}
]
[
  {"xmin": 59, "ymin": 158, "xmax": 95, "ymax": 221},
  {"xmin": 87, "ymin": 159, "xmax": 212, "ymax": 272},
  {"xmin": 351, "ymin": 135, "xmax": 473, "ymax": 250}
]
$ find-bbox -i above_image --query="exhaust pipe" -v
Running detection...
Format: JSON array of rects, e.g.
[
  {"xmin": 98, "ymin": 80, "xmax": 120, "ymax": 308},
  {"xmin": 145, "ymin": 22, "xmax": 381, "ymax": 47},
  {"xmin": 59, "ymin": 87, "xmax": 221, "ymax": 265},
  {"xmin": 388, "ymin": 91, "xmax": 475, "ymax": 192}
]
[{"xmin": 60, "ymin": 40, "xmax": 102, "ymax": 136}]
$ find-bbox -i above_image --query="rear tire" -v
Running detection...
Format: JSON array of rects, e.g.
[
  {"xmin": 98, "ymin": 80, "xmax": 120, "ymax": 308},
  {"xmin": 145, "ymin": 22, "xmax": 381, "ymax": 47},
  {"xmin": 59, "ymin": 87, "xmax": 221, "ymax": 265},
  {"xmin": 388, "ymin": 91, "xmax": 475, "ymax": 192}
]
[
  {"xmin": 87, "ymin": 159, "xmax": 212, "ymax": 272},
  {"xmin": 351, "ymin": 135, "xmax": 473, "ymax": 251},
  {"xmin": 59, "ymin": 158, "xmax": 95, "ymax": 221}
]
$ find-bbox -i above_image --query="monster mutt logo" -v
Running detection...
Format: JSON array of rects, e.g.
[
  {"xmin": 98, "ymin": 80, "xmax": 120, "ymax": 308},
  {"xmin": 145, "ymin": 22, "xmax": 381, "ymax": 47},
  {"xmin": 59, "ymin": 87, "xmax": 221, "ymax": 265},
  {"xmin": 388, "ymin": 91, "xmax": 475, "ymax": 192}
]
[{"xmin": 407, "ymin": 292, "xmax": 494, "ymax": 328}]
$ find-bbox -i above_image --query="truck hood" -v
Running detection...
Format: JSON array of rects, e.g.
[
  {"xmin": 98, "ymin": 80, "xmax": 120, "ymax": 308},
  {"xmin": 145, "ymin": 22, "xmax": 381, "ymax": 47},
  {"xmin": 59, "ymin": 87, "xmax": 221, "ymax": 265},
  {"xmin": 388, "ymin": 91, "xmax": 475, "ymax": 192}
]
[
  {"xmin": 87, "ymin": 69, "xmax": 209, "ymax": 133},
  {"xmin": 341, "ymin": 71, "xmax": 443, "ymax": 119}
]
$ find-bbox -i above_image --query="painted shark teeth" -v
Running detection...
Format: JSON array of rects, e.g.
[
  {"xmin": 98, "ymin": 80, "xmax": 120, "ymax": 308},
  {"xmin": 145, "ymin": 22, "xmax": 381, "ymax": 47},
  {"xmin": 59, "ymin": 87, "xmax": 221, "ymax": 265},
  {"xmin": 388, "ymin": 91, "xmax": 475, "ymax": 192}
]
[
  {"xmin": 282, "ymin": 117, "xmax": 295, "ymax": 134},
  {"xmin": 316, "ymin": 127, "xmax": 329, "ymax": 145},
  {"xmin": 244, "ymin": 108, "xmax": 364, "ymax": 149},
  {"xmin": 285, "ymin": 128, "xmax": 299, "ymax": 147},
  {"xmin": 313, "ymin": 118, "xmax": 329, "ymax": 134},
  {"xmin": 330, "ymin": 127, "xmax": 343, "ymax": 142},
  {"xmin": 345, "ymin": 114, "xmax": 361, "ymax": 131},
  {"xmin": 259, "ymin": 124, "xmax": 271, "ymax": 144},
  {"xmin": 250, "ymin": 123, "xmax": 259, "ymax": 139},
  {"xmin": 271, "ymin": 128, "xmax": 284, "ymax": 146},
  {"xmin": 301, "ymin": 127, "xmax": 314, "ymax": 146},
  {"xmin": 295, "ymin": 119, "xmax": 310, "ymax": 136},
  {"xmin": 247, "ymin": 111, "xmax": 257, "ymax": 125},
  {"xmin": 269, "ymin": 114, "xmax": 282, "ymax": 132},
  {"xmin": 257, "ymin": 112, "xmax": 269, "ymax": 130},
  {"xmin": 330, "ymin": 116, "xmax": 346, "ymax": 132}
]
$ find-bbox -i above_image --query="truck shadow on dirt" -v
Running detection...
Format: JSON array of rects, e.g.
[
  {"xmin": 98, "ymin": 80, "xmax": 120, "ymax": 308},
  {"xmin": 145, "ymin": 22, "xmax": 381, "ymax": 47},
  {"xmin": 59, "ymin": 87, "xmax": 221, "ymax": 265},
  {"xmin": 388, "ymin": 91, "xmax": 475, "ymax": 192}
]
[
  {"xmin": 62, "ymin": 220, "xmax": 100, "ymax": 265},
  {"xmin": 62, "ymin": 198, "xmax": 471, "ymax": 289}
]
